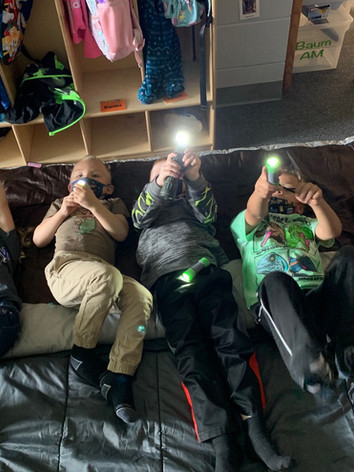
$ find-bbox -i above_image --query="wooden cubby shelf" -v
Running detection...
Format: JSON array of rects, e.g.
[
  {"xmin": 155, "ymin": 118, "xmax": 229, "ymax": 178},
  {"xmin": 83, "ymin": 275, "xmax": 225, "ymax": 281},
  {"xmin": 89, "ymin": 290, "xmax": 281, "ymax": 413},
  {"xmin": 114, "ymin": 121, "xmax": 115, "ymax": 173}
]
[{"xmin": 0, "ymin": 0, "xmax": 215, "ymax": 168}]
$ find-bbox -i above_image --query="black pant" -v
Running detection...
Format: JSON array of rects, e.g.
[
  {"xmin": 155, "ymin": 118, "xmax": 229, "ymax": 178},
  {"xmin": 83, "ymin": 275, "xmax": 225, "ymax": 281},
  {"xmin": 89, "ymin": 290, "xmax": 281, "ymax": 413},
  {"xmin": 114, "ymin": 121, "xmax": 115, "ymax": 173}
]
[
  {"xmin": 0, "ymin": 229, "xmax": 21, "ymax": 357},
  {"xmin": 255, "ymin": 246, "xmax": 354, "ymax": 386},
  {"xmin": 0, "ymin": 303, "xmax": 20, "ymax": 357},
  {"xmin": 154, "ymin": 266, "xmax": 263, "ymax": 442}
]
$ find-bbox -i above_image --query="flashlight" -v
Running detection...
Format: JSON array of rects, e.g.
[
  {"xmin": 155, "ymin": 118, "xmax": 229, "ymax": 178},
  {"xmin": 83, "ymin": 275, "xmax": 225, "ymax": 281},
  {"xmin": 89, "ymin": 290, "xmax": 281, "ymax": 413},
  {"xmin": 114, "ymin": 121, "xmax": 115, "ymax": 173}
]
[
  {"xmin": 173, "ymin": 130, "xmax": 190, "ymax": 170},
  {"xmin": 160, "ymin": 131, "xmax": 191, "ymax": 200},
  {"xmin": 179, "ymin": 257, "xmax": 210, "ymax": 283},
  {"xmin": 175, "ymin": 130, "xmax": 190, "ymax": 151},
  {"xmin": 265, "ymin": 156, "xmax": 281, "ymax": 185}
]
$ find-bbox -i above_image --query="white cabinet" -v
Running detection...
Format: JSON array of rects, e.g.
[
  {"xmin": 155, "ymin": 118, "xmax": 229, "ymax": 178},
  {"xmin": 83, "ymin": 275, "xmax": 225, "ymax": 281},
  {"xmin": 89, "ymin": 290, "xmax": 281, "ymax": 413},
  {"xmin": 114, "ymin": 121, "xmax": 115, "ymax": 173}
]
[{"xmin": 215, "ymin": 0, "xmax": 293, "ymax": 105}]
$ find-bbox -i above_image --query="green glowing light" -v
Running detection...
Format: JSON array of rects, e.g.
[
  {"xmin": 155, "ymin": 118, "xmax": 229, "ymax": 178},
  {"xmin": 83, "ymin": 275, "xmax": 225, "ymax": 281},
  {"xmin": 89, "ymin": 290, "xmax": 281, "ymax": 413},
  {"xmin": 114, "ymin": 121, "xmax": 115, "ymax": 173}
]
[
  {"xmin": 266, "ymin": 156, "xmax": 280, "ymax": 170},
  {"xmin": 179, "ymin": 257, "xmax": 210, "ymax": 283},
  {"xmin": 180, "ymin": 269, "xmax": 195, "ymax": 283}
]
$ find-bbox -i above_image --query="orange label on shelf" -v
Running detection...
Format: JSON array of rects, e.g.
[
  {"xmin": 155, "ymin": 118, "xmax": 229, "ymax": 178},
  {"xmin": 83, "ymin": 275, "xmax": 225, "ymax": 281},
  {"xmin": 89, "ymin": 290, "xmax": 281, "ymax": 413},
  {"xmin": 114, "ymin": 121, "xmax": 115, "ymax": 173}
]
[
  {"xmin": 163, "ymin": 92, "xmax": 189, "ymax": 103},
  {"xmin": 100, "ymin": 99, "xmax": 127, "ymax": 113}
]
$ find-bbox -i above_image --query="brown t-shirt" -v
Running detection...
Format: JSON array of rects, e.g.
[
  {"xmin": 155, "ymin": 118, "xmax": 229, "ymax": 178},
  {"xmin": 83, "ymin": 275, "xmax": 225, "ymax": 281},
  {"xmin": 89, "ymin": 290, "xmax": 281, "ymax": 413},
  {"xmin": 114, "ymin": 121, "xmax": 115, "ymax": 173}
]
[{"xmin": 45, "ymin": 197, "xmax": 130, "ymax": 265}]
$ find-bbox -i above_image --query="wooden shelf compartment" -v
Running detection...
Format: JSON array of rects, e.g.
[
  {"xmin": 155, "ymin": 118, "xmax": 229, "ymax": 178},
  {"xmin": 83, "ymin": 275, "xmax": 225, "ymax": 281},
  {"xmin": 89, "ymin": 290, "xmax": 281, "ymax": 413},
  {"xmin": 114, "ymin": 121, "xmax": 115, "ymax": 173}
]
[
  {"xmin": 81, "ymin": 59, "xmax": 210, "ymax": 117},
  {"xmin": 25, "ymin": 0, "xmax": 68, "ymax": 69},
  {"xmin": 90, "ymin": 113, "xmax": 150, "ymax": 159},
  {"xmin": 22, "ymin": 123, "xmax": 87, "ymax": 164},
  {"xmin": 0, "ymin": 129, "xmax": 26, "ymax": 168},
  {"xmin": 149, "ymin": 106, "xmax": 213, "ymax": 153}
]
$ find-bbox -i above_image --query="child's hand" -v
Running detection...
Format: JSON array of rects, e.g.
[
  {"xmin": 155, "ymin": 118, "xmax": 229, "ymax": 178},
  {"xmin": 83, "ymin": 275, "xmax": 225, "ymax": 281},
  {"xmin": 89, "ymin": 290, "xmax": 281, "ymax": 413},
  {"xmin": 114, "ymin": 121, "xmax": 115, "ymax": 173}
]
[
  {"xmin": 60, "ymin": 193, "xmax": 80, "ymax": 217},
  {"xmin": 294, "ymin": 181, "xmax": 323, "ymax": 207},
  {"xmin": 255, "ymin": 167, "xmax": 280, "ymax": 200},
  {"xmin": 71, "ymin": 183, "xmax": 99, "ymax": 210},
  {"xmin": 156, "ymin": 154, "xmax": 181, "ymax": 187},
  {"xmin": 183, "ymin": 151, "xmax": 201, "ymax": 181}
]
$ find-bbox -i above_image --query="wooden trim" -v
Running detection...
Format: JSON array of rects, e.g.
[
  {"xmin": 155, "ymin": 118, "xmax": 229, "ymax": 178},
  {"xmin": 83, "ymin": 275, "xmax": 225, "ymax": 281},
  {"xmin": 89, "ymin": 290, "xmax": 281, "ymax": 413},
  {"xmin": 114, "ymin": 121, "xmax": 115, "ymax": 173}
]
[{"xmin": 283, "ymin": 0, "xmax": 303, "ymax": 91}]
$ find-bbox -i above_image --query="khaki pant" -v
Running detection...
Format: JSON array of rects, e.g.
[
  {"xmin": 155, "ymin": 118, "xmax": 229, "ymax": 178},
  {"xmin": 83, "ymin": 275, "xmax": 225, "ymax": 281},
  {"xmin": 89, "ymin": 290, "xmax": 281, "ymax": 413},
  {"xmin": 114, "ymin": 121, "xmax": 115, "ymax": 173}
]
[{"xmin": 45, "ymin": 251, "xmax": 152, "ymax": 375}]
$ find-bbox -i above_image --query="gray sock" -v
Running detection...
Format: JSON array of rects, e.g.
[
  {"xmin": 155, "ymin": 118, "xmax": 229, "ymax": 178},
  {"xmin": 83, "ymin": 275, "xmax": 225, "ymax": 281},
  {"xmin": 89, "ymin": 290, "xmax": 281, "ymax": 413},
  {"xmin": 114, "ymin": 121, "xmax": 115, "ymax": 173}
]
[
  {"xmin": 245, "ymin": 416, "xmax": 292, "ymax": 471},
  {"xmin": 100, "ymin": 371, "xmax": 138, "ymax": 423}
]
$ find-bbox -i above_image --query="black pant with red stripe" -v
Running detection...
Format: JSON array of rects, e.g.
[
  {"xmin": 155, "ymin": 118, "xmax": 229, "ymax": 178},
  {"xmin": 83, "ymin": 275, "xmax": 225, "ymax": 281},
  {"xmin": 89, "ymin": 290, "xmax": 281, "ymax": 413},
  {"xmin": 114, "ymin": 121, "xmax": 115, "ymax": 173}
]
[
  {"xmin": 154, "ymin": 266, "xmax": 263, "ymax": 443},
  {"xmin": 255, "ymin": 246, "xmax": 354, "ymax": 387}
]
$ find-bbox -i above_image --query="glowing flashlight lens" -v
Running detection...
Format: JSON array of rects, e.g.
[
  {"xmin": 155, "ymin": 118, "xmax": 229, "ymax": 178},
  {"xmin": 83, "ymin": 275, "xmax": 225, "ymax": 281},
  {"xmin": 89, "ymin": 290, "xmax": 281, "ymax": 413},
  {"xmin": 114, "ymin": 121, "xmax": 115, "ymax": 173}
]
[
  {"xmin": 266, "ymin": 157, "xmax": 280, "ymax": 169},
  {"xmin": 175, "ymin": 130, "xmax": 190, "ymax": 149},
  {"xmin": 180, "ymin": 271, "xmax": 193, "ymax": 283},
  {"xmin": 179, "ymin": 258, "xmax": 210, "ymax": 283},
  {"xmin": 265, "ymin": 156, "xmax": 280, "ymax": 185}
]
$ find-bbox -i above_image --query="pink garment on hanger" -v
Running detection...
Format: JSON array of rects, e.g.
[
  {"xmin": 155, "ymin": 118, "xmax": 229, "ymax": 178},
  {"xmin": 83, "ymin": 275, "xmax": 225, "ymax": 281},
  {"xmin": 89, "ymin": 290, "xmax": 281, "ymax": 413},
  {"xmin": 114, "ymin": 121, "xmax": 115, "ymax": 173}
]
[
  {"xmin": 64, "ymin": 0, "xmax": 102, "ymax": 59},
  {"xmin": 94, "ymin": 0, "xmax": 144, "ymax": 65}
]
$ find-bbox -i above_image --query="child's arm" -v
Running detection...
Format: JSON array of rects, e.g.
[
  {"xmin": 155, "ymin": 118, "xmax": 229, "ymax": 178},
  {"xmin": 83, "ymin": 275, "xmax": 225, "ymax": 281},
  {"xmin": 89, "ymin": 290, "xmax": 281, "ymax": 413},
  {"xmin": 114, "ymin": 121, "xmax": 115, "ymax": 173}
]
[
  {"xmin": 132, "ymin": 182, "xmax": 160, "ymax": 229},
  {"xmin": 0, "ymin": 181, "xmax": 15, "ymax": 233},
  {"xmin": 33, "ymin": 193, "xmax": 79, "ymax": 247},
  {"xmin": 245, "ymin": 167, "xmax": 279, "ymax": 231},
  {"xmin": 67, "ymin": 184, "xmax": 129, "ymax": 242},
  {"xmin": 132, "ymin": 154, "xmax": 181, "ymax": 229},
  {"xmin": 295, "ymin": 182, "xmax": 342, "ymax": 241},
  {"xmin": 183, "ymin": 152, "xmax": 218, "ymax": 224}
]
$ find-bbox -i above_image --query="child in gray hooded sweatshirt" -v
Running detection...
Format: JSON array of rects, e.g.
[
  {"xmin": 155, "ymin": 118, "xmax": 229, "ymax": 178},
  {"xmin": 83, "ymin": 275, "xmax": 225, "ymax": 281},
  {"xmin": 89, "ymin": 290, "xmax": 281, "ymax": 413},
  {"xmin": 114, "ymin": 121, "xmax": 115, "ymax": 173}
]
[{"xmin": 132, "ymin": 151, "xmax": 291, "ymax": 472}]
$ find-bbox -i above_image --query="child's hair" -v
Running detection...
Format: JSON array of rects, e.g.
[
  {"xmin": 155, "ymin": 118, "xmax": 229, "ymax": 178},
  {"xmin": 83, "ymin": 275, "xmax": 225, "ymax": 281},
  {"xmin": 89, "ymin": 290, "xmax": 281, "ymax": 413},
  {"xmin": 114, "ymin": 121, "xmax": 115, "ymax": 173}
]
[
  {"xmin": 80, "ymin": 155, "xmax": 110, "ymax": 170},
  {"xmin": 152, "ymin": 157, "xmax": 167, "ymax": 166},
  {"xmin": 71, "ymin": 155, "xmax": 112, "ymax": 181},
  {"xmin": 280, "ymin": 167, "xmax": 305, "ymax": 182}
]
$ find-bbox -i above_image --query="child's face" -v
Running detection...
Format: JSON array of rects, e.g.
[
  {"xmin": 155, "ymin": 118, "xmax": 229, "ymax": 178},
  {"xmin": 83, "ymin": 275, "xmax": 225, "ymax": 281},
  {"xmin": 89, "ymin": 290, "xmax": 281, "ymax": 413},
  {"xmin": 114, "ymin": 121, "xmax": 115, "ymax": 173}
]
[
  {"xmin": 277, "ymin": 173, "xmax": 299, "ymax": 203},
  {"xmin": 276, "ymin": 173, "xmax": 305, "ymax": 214},
  {"xmin": 69, "ymin": 158, "xmax": 113, "ymax": 197}
]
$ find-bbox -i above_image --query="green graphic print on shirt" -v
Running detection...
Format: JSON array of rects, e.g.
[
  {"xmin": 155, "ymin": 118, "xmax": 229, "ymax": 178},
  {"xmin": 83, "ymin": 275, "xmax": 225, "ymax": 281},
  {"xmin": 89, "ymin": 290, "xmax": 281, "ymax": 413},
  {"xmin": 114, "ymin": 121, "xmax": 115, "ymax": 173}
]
[
  {"xmin": 231, "ymin": 211, "xmax": 334, "ymax": 309},
  {"xmin": 74, "ymin": 208, "xmax": 96, "ymax": 235},
  {"xmin": 254, "ymin": 219, "xmax": 317, "ymax": 276}
]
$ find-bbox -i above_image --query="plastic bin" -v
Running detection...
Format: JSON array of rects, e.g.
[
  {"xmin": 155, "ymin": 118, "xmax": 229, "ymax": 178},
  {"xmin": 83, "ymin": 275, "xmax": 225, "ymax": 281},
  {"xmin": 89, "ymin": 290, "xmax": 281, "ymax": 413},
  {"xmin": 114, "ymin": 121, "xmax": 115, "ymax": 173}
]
[
  {"xmin": 293, "ymin": 4, "xmax": 353, "ymax": 72},
  {"xmin": 302, "ymin": 1, "xmax": 353, "ymax": 12}
]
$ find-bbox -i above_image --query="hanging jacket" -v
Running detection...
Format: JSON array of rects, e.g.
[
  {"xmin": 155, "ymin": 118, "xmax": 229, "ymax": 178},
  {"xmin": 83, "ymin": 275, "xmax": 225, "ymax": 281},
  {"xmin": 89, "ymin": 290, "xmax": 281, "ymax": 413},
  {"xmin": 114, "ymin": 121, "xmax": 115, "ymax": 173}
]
[
  {"xmin": 63, "ymin": 0, "xmax": 101, "ymax": 59},
  {"xmin": 162, "ymin": 0, "xmax": 205, "ymax": 26},
  {"xmin": 0, "ymin": 0, "xmax": 33, "ymax": 64},
  {"xmin": 85, "ymin": 0, "xmax": 144, "ymax": 65},
  {"xmin": 4, "ymin": 52, "xmax": 85, "ymax": 135},
  {"xmin": 137, "ymin": 0, "xmax": 184, "ymax": 104}
]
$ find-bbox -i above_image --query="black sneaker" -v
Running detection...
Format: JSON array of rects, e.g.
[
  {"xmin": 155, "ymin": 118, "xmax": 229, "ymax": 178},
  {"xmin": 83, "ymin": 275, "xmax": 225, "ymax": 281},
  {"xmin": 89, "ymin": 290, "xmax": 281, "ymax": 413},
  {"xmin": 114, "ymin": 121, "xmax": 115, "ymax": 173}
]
[{"xmin": 70, "ymin": 353, "xmax": 107, "ymax": 388}]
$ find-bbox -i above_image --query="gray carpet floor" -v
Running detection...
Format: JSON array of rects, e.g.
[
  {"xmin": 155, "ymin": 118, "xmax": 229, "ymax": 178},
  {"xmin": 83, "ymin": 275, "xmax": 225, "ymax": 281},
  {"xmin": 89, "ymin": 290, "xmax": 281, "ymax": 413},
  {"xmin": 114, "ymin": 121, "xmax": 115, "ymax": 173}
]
[{"xmin": 215, "ymin": 11, "xmax": 354, "ymax": 149}]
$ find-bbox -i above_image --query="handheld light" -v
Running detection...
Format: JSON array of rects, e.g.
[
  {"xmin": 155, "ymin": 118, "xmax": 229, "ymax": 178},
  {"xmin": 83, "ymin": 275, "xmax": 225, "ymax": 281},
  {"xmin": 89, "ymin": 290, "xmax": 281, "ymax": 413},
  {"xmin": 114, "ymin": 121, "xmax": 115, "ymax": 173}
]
[
  {"xmin": 179, "ymin": 257, "xmax": 210, "ymax": 283},
  {"xmin": 160, "ymin": 130, "xmax": 192, "ymax": 200},
  {"xmin": 175, "ymin": 130, "xmax": 190, "ymax": 150},
  {"xmin": 265, "ymin": 156, "xmax": 281, "ymax": 185}
]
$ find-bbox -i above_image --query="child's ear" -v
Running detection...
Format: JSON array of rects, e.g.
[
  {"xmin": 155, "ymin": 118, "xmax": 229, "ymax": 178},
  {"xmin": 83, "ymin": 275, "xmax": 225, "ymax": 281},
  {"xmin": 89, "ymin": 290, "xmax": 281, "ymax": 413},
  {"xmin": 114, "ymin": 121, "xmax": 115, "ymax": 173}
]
[{"xmin": 105, "ymin": 184, "xmax": 114, "ymax": 195}]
